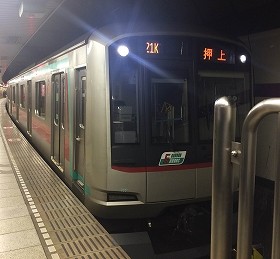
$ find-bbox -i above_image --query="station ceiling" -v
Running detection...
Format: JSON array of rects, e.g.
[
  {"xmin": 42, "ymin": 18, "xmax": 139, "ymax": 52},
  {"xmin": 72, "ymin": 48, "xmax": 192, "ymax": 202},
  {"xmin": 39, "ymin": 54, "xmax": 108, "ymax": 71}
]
[{"xmin": 1, "ymin": 0, "xmax": 280, "ymax": 83}]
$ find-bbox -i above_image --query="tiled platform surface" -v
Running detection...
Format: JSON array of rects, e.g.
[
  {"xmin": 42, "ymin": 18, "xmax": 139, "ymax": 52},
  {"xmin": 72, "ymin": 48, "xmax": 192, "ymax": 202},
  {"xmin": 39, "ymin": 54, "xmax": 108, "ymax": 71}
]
[{"xmin": 0, "ymin": 98, "xmax": 130, "ymax": 259}]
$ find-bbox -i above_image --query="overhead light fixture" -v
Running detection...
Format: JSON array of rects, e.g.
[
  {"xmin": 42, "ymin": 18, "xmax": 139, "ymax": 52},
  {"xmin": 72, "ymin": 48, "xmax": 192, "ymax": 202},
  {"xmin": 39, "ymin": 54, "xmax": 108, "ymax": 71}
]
[
  {"xmin": 117, "ymin": 45, "xmax": 129, "ymax": 57},
  {"xmin": 239, "ymin": 54, "xmax": 247, "ymax": 64},
  {"xmin": 19, "ymin": 0, "xmax": 46, "ymax": 18}
]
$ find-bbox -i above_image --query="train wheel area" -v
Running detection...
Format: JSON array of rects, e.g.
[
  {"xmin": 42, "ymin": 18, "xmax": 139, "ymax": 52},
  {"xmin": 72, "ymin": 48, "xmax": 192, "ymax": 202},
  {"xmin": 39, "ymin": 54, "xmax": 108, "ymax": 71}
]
[
  {"xmin": 98, "ymin": 203, "xmax": 212, "ymax": 258},
  {"xmin": 99, "ymin": 186, "xmax": 272, "ymax": 259},
  {"xmin": 146, "ymin": 203, "xmax": 212, "ymax": 257}
]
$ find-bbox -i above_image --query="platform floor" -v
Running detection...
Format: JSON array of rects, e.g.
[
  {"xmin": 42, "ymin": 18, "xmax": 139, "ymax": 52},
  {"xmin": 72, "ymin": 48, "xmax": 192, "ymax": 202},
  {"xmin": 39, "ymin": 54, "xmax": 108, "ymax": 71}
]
[{"xmin": 0, "ymin": 98, "xmax": 129, "ymax": 258}]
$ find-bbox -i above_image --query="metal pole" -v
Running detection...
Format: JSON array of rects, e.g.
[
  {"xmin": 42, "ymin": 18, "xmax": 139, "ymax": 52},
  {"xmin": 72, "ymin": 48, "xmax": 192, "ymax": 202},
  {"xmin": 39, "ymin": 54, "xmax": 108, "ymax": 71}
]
[
  {"xmin": 237, "ymin": 98, "xmax": 280, "ymax": 259},
  {"xmin": 272, "ymin": 113, "xmax": 280, "ymax": 259},
  {"xmin": 211, "ymin": 96, "xmax": 236, "ymax": 259}
]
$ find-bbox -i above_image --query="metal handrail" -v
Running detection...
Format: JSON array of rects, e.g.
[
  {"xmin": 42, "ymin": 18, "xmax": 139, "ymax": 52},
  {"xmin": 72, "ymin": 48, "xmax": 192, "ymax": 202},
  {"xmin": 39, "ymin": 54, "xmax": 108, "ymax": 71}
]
[
  {"xmin": 237, "ymin": 98, "xmax": 280, "ymax": 259},
  {"xmin": 211, "ymin": 96, "xmax": 236, "ymax": 259},
  {"xmin": 211, "ymin": 97, "xmax": 280, "ymax": 259}
]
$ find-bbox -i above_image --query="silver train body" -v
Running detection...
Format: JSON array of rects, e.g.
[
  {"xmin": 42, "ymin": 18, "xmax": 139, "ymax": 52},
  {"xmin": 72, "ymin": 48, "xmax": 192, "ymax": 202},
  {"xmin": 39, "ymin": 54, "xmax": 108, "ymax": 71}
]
[{"xmin": 6, "ymin": 24, "xmax": 252, "ymax": 218}]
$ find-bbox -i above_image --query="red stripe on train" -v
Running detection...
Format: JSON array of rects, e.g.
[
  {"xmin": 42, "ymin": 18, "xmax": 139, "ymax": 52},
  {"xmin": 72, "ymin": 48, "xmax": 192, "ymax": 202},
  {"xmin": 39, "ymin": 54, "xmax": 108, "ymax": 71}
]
[{"xmin": 112, "ymin": 162, "xmax": 212, "ymax": 173}]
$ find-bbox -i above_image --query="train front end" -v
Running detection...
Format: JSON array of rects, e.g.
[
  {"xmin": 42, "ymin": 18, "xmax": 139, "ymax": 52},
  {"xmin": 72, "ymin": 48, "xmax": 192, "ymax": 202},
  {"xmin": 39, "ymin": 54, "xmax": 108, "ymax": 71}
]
[{"xmin": 85, "ymin": 29, "xmax": 252, "ymax": 218}]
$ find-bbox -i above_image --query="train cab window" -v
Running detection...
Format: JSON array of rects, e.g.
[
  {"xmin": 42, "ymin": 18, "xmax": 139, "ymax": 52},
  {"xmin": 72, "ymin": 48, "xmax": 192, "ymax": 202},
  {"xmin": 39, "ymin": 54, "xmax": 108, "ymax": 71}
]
[
  {"xmin": 198, "ymin": 72, "xmax": 250, "ymax": 141},
  {"xmin": 110, "ymin": 59, "xmax": 139, "ymax": 144},
  {"xmin": 35, "ymin": 81, "xmax": 46, "ymax": 118},
  {"xmin": 20, "ymin": 84, "xmax": 26, "ymax": 108},
  {"xmin": 151, "ymin": 78, "xmax": 189, "ymax": 144}
]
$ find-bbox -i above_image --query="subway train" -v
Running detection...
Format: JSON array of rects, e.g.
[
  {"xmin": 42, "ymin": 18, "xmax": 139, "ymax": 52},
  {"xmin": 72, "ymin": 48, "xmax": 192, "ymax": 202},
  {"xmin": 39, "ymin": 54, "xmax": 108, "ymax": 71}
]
[{"xmin": 6, "ymin": 23, "xmax": 252, "ymax": 218}]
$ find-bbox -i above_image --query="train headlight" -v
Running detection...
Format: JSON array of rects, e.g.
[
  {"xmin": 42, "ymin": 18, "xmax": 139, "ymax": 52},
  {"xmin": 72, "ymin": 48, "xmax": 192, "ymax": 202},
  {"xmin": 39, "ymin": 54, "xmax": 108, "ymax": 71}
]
[
  {"xmin": 239, "ymin": 54, "xmax": 247, "ymax": 64},
  {"xmin": 117, "ymin": 45, "xmax": 129, "ymax": 57}
]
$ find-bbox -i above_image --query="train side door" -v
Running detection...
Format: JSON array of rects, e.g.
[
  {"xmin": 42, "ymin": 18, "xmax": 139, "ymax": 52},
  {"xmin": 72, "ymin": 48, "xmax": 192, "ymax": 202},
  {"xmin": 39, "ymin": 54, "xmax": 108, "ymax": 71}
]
[
  {"xmin": 26, "ymin": 80, "xmax": 32, "ymax": 135},
  {"xmin": 51, "ymin": 73, "xmax": 65, "ymax": 172},
  {"xmin": 74, "ymin": 68, "xmax": 86, "ymax": 188}
]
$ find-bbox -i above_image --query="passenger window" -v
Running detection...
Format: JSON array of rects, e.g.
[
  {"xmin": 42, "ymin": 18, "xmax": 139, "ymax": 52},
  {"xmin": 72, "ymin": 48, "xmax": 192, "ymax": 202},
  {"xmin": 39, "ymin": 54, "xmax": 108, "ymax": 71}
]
[
  {"xmin": 35, "ymin": 81, "xmax": 46, "ymax": 118},
  {"xmin": 110, "ymin": 59, "xmax": 139, "ymax": 144}
]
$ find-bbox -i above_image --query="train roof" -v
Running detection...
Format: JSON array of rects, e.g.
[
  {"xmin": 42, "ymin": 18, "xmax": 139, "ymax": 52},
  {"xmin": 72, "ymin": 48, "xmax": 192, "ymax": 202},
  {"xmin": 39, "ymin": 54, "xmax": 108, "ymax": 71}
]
[
  {"xmin": 90, "ymin": 22, "xmax": 247, "ymax": 47},
  {"xmin": 45, "ymin": 22, "xmax": 248, "ymax": 58},
  {"xmin": 10, "ymin": 23, "xmax": 248, "ymax": 80}
]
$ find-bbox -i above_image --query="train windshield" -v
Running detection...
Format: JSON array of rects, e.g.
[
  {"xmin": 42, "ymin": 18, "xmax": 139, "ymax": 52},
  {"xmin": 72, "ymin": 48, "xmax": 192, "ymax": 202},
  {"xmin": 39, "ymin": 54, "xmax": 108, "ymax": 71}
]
[
  {"xmin": 109, "ymin": 35, "xmax": 251, "ymax": 168},
  {"xmin": 151, "ymin": 78, "xmax": 189, "ymax": 144},
  {"xmin": 197, "ymin": 72, "xmax": 250, "ymax": 141},
  {"xmin": 109, "ymin": 54, "xmax": 190, "ymax": 145}
]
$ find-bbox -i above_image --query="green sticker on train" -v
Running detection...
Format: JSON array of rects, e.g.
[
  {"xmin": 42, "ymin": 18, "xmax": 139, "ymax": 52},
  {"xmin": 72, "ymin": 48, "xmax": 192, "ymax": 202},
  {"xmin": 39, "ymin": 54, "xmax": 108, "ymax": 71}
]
[{"xmin": 159, "ymin": 151, "xmax": 186, "ymax": 166}]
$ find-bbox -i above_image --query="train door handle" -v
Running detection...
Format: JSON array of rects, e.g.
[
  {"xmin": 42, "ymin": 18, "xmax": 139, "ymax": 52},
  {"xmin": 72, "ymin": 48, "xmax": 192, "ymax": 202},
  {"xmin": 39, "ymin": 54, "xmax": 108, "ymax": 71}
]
[{"xmin": 76, "ymin": 136, "xmax": 81, "ymax": 141}]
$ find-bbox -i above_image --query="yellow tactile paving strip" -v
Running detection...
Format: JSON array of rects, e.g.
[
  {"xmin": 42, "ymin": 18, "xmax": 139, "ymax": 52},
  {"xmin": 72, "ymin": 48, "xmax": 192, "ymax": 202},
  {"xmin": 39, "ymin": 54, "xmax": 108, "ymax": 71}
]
[{"xmin": 0, "ymin": 99, "xmax": 130, "ymax": 259}]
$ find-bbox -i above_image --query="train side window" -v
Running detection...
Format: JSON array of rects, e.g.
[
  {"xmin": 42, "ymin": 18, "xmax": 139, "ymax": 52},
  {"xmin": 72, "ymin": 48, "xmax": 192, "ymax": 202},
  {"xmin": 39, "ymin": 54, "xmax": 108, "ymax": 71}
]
[
  {"xmin": 20, "ymin": 84, "xmax": 26, "ymax": 108},
  {"xmin": 110, "ymin": 59, "xmax": 139, "ymax": 144},
  {"xmin": 35, "ymin": 81, "xmax": 46, "ymax": 118}
]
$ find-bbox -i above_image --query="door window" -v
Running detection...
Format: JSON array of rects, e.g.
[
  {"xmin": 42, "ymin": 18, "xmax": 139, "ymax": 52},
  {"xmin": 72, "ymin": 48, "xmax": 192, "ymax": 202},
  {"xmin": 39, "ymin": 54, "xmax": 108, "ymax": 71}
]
[
  {"xmin": 77, "ymin": 76, "xmax": 86, "ymax": 129},
  {"xmin": 54, "ymin": 76, "xmax": 60, "ymax": 125},
  {"xmin": 35, "ymin": 81, "xmax": 46, "ymax": 118}
]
